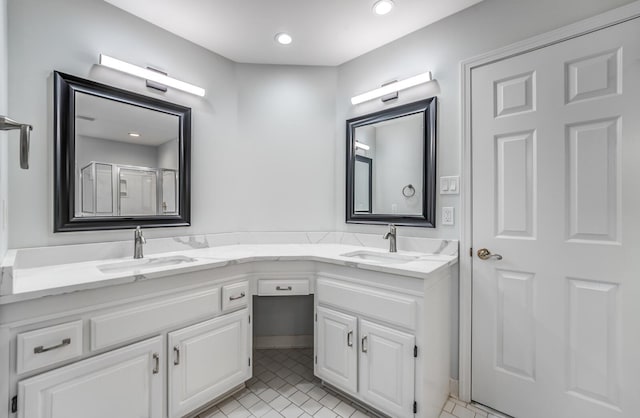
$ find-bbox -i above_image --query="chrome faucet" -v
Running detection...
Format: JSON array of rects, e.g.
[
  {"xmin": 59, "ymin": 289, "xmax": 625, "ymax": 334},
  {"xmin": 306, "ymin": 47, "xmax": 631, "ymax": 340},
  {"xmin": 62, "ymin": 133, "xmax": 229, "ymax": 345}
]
[
  {"xmin": 133, "ymin": 226, "xmax": 146, "ymax": 259},
  {"xmin": 383, "ymin": 224, "xmax": 397, "ymax": 253}
]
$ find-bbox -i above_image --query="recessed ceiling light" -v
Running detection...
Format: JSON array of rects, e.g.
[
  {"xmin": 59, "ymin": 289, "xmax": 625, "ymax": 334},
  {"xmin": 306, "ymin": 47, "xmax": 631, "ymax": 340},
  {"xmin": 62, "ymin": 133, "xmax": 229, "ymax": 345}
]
[
  {"xmin": 128, "ymin": 132, "xmax": 140, "ymax": 137},
  {"xmin": 372, "ymin": 0, "xmax": 394, "ymax": 15},
  {"xmin": 275, "ymin": 32, "xmax": 293, "ymax": 45}
]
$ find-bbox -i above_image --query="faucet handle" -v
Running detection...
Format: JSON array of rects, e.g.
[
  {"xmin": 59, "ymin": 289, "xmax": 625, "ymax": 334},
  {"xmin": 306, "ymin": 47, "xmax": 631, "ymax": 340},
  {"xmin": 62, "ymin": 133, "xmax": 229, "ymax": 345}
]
[
  {"xmin": 134, "ymin": 226, "xmax": 146, "ymax": 242},
  {"xmin": 389, "ymin": 224, "xmax": 396, "ymax": 233}
]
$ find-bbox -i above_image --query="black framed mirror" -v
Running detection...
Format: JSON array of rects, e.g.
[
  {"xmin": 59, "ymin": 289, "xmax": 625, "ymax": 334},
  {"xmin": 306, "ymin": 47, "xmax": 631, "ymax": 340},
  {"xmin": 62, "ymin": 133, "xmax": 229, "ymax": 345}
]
[
  {"xmin": 346, "ymin": 98, "xmax": 436, "ymax": 227},
  {"xmin": 54, "ymin": 71, "xmax": 191, "ymax": 232}
]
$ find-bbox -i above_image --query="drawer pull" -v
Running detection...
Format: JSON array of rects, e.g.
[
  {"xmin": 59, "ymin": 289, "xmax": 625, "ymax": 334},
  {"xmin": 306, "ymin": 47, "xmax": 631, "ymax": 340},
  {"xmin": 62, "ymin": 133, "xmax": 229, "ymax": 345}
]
[
  {"xmin": 276, "ymin": 286, "xmax": 292, "ymax": 291},
  {"xmin": 229, "ymin": 292, "xmax": 246, "ymax": 301},
  {"xmin": 361, "ymin": 336, "xmax": 368, "ymax": 353},
  {"xmin": 347, "ymin": 331, "xmax": 353, "ymax": 347},
  {"xmin": 152, "ymin": 353, "xmax": 160, "ymax": 374},
  {"xmin": 173, "ymin": 345, "xmax": 180, "ymax": 365},
  {"xmin": 33, "ymin": 338, "xmax": 71, "ymax": 354}
]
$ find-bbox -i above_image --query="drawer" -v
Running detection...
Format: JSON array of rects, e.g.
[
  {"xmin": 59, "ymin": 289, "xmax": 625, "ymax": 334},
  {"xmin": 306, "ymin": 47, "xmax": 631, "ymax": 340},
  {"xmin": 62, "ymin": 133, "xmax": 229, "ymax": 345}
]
[
  {"xmin": 222, "ymin": 281, "xmax": 249, "ymax": 311},
  {"xmin": 17, "ymin": 320, "xmax": 83, "ymax": 374},
  {"xmin": 91, "ymin": 287, "xmax": 220, "ymax": 350},
  {"xmin": 258, "ymin": 279, "xmax": 310, "ymax": 296},
  {"xmin": 317, "ymin": 278, "xmax": 417, "ymax": 330}
]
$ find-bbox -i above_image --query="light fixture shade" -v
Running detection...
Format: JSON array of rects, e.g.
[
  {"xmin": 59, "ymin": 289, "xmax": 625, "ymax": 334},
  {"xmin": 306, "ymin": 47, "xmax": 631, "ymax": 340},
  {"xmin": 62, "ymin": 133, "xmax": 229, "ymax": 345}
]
[
  {"xmin": 99, "ymin": 54, "xmax": 206, "ymax": 97},
  {"xmin": 350, "ymin": 71, "xmax": 433, "ymax": 105},
  {"xmin": 355, "ymin": 141, "xmax": 370, "ymax": 150}
]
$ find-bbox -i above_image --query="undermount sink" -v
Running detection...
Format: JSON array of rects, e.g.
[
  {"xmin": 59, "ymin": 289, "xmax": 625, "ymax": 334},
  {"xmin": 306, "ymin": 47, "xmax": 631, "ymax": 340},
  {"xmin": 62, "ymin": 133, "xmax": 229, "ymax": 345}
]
[
  {"xmin": 97, "ymin": 255, "xmax": 198, "ymax": 274},
  {"xmin": 340, "ymin": 250, "xmax": 421, "ymax": 264}
]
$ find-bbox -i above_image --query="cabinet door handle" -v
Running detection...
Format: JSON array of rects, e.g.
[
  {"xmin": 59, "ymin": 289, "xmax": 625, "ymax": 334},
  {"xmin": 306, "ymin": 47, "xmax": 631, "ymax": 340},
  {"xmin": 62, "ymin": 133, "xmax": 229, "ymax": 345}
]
[
  {"xmin": 361, "ymin": 336, "xmax": 368, "ymax": 353},
  {"xmin": 34, "ymin": 338, "xmax": 71, "ymax": 354},
  {"xmin": 347, "ymin": 331, "xmax": 353, "ymax": 347},
  {"xmin": 173, "ymin": 345, "xmax": 180, "ymax": 365},
  {"xmin": 276, "ymin": 286, "xmax": 292, "ymax": 291},
  {"xmin": 152, "ymin": 353, "xmax": 160, "ymax": 374},
  {"xmin": 229, "ymin": 292, "xmax": 246, "ymax": 301}
]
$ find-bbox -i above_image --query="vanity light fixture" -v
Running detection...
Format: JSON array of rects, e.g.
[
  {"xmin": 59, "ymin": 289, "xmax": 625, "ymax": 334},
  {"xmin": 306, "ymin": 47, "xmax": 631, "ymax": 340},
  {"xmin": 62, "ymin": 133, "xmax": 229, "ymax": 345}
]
[
  {"xmin": 355, "ymin": 141, "xmax": 370, "ymax": 151},
  {"xmin": 350, "ymin": 71, "xmax": 433, "ymax": 105},
  {"xmin": 275, "ymin": 32, "xmax": 293, "ymax": 45},
  {"xmin": 99, "ymin": 54, "xmax": 206, "ymax": 97},
  {"xmin": 372, "ymin": 0, "xmax": 394, "ymax": 15}
]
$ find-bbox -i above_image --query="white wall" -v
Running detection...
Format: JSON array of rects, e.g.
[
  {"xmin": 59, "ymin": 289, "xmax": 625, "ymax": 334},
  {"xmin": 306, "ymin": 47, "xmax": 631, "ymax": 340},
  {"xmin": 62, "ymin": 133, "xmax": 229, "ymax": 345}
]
[
  {"xmin": 157, "ymin": 138, "xmax": 178, "ymax": 170},
  {"xmin": 76, "ymin": 135, "xmax": 159, "ymax": 170},
  {"xmin": 0, "ymin": 0, "xmax": 7, "ymax": 260},
  {"xmin": 335, "ymin": 0, "xmax": 635, "ymax": 239},
  {"xmin": 7, "ymin": 0, "xmax": 336, "ymax": 248}
]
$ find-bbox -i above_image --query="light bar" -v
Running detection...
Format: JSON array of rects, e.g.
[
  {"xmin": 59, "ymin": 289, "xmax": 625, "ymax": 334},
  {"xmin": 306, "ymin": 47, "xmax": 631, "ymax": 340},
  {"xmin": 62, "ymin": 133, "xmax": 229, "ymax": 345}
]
[
  {"xmin": 355, "ymin": 141, "xmax": 370, "ymax": 151},
  {"xmin": 99, "ymin": 54, "xmax": 206, "ymax": 97},
  {"xmin": 350, "ymin": 71, "xmax": 432, "ymax": 105}
]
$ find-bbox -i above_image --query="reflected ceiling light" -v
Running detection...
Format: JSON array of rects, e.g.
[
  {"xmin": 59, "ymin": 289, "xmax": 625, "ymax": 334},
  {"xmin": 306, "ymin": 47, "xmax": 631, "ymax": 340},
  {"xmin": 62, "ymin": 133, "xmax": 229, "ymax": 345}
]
[
  {"xmin": 355, "ymin": 141, "xmax": 370, "ymax": 150},
  {"xmin": 275, "ymin": 32, "xmax": 293, "ymax": 45},
  {"xmin": 99, "ymin": 54, "xmax": 206, "ymax": 97},
  {"xmin": 128, "ymin": 132, "xmax": 140, "ymax": 137},
  {"xmin": 372, "ymin": 0, "xmax": 394, "ymax": 15},
  {"xmin": 350, "ymin": 71, "xmax": 433, "ymax": 105}
]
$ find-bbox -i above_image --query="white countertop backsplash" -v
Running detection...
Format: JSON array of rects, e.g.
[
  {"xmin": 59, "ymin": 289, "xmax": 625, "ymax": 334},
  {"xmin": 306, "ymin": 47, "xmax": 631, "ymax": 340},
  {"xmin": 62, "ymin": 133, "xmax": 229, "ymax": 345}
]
[{"xmin": 0, "ymin": 231, "xmax": 458, "ymax": 304}]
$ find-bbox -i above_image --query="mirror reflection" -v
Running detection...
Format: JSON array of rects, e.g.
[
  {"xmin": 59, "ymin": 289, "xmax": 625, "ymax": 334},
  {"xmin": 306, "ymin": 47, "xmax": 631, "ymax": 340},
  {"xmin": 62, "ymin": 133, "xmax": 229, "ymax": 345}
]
[
  {"xmin": 346, "ymin": 98, "xmax": 437, "ymax": 227},
  {"xmin": 353, "ymin": 112, "xmax": 423, "ymax": 215},
  {"xmin": 74, "ymin": 92, "xmax": 179, "ymax": 217}
]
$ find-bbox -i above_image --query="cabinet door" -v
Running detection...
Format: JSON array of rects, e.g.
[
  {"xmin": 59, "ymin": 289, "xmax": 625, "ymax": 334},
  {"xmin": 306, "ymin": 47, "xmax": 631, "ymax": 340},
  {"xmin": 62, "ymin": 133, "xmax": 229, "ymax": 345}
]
[
  {"xmin": 315, "ymin": 306, "xmax": 358, "ymax": 393},
  {"xmin": 18, "ymin": 336, "xmax": 163, "ymax": 418},
  {"xmin": 168, "ymin": 309, "xmax": 250, "ymax": 418},
  {"xmin": 359, "ymin": 320, "xmax": 415, "ymax": 418}
]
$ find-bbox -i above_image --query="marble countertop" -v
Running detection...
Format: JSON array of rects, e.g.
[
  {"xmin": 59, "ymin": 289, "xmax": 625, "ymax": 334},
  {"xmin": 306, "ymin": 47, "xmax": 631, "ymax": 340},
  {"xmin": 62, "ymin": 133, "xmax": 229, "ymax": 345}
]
[{"xmin": 0, "ymin": 243, "xmax": 457, "ymax": 304}]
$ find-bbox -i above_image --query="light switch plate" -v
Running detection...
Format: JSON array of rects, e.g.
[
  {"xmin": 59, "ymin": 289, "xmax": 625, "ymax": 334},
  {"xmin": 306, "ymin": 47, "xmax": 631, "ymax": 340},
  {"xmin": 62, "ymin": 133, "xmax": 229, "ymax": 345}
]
[
  {"xmin": 440, "ymin": 176, "xmax": 459, "ymax": 195},
  {"xmin": 441, "ymin": 207, "xmax": 454, "ymax": 226}
]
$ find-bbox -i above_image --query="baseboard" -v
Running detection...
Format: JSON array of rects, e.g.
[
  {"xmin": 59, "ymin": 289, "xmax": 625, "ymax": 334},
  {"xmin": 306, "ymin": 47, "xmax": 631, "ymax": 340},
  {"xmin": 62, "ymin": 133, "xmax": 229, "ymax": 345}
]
[
  {"xmin": 254, "ymin": 335, "xmax": 313, "ymax": 349},
  {"xmin": 449, "ymin": 378, "xmax": 459, "ymax": 398}
]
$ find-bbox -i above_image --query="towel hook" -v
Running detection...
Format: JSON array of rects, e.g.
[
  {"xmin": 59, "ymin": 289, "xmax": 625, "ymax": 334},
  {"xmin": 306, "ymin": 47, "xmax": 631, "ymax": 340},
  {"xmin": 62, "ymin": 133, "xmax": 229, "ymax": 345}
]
[{"xmin": 0, "ymin": 115, "xmax": 33, "ymax": 169}]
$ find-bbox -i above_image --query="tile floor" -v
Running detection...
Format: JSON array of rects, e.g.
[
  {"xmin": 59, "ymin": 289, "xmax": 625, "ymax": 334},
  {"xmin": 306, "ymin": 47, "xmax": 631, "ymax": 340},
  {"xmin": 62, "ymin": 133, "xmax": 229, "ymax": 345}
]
[{"xmin": 196, "ymin": 348, "xmax": 500, "ymax": 418}]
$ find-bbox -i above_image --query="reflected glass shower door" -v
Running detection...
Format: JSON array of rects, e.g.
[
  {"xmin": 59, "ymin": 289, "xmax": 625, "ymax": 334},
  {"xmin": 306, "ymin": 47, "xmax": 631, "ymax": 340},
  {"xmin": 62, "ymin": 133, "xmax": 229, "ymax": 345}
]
[{"xmin": 119, "ymin": 168, "xmax": 157, "ymax": 216}]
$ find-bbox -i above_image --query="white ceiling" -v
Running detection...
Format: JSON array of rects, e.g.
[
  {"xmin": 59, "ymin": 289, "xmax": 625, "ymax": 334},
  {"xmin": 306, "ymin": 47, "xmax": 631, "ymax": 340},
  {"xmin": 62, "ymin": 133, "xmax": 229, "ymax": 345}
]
[
  {"xmin": 75, "ymin": 92, "xmax": 178, "ymax": 146},
  {"xmin": 104, "ymin": 0, "xmax": 484, "ymax": 66}
]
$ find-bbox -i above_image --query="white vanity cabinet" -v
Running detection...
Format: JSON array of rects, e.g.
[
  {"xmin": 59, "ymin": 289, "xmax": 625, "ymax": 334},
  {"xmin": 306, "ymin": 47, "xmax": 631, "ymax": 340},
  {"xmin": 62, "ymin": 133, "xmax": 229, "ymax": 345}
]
[
  {"xmin": 168, "ymin": 308, "xmax": 251, "ymax": 418},
  {"xmin": 316, "ymin": 306, "xmax": 358, "ymax": 393},
  {"xmin": 316, "ymin": 306, "xmax": 416, "ymax": 418},
  {"xmin": 17, "ymin": 336, "xmax": 163, "ymax": 418},
  {"xmin": 315, "ymin": 276, "xmax": 421, "ymax": 418},
  {"xmin": 359, "ymin": 319, "xmax": 415, "ymax": 417}
]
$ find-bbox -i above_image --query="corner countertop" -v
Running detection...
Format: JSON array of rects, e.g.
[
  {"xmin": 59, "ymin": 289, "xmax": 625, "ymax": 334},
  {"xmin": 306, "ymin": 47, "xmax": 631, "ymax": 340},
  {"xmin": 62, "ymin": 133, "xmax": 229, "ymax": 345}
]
[{"xmin": 0, "ymin": 243, "xmax": 458, "ymax": 305}]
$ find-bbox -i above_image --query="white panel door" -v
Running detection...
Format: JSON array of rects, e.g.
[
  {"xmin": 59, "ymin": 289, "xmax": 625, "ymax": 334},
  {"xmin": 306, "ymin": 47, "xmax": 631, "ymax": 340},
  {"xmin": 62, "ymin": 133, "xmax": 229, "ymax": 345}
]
[
  {"xmin": 18, "ymin": 336, "xmax": 162, "ymax": 418},
  {"xmin": 315, "ymin": 306, "xmax": 358, "ymax": 393},
  {"xmin": 471, "ymin": 17, "xmax": 640, "ymax": 418},
  {"xmin": 168, "ymin": 309, "xmax": 250, "ymax": 418},
  {"xmin": 359, "ymin": 319, "xmax": 415, "ymax": 418}
]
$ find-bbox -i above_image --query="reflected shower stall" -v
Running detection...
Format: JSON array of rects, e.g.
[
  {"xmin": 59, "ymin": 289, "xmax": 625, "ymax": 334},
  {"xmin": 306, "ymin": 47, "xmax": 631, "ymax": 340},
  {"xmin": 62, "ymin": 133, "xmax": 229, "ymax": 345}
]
[{"xmin": 80, "ymin": 161, "xmax": 177, "ymax": 217}]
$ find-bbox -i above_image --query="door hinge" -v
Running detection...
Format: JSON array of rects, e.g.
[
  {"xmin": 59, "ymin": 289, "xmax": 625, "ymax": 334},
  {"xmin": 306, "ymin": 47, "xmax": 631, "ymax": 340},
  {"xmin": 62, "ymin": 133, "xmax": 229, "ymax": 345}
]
[
  {"xmin": 315, "ymin": 313, "xmax": 317, "ymax": 322},
  {"xmin": 11, "ymin": 396, "xmax": 17, "ymax": 413},
  {"xmin": 414, "ymin": 345, "xmax": 418, "ymax": 358},
  {"xmin": 315, "ymin": 355, "xmax": 317, "ymax": 364},
  {"xmin": 248, "ymin": 358, "xmax": 251, "ymax": 367},
  {"xmin": 413, "ymin": 401, "xmax": 417, "ymax": 414},
  {"xmin": 248, "ymin": 315, "xmax": 251, "ymax": 324},
  {"xmin": 469, "ymin": 247, "xmax": 473, "ymax": 257}
]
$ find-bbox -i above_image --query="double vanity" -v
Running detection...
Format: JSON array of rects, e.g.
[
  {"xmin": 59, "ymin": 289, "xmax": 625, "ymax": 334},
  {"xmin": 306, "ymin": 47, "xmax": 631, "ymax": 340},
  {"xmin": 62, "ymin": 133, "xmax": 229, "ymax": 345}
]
[{"xmin": 0, "ymin": 233, "xmax": 457, "ymax": 418}]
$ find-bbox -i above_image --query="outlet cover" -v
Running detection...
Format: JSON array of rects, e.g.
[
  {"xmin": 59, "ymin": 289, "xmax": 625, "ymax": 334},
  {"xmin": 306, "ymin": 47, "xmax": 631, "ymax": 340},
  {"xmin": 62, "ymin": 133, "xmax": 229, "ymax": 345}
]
[{"xmin": 441, "ymin": 207, "xmax": 454, "ymax": 226}]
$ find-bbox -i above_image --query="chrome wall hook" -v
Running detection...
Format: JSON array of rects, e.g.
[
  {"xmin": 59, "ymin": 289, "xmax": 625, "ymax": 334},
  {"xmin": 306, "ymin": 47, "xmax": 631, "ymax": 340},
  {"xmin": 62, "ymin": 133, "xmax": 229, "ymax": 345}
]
[{"xmin": 0, "ymin": 115, "xmax": 33, "ymax": 169}]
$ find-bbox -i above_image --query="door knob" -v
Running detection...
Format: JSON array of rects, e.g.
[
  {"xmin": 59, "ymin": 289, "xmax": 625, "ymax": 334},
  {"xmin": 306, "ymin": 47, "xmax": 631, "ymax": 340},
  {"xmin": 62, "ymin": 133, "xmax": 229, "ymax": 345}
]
[{"xmin": 477, "ymin": 248, "xmax": 503, "ymax": 260}]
